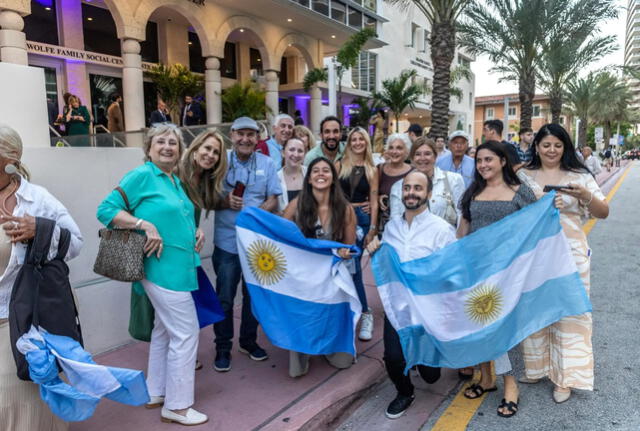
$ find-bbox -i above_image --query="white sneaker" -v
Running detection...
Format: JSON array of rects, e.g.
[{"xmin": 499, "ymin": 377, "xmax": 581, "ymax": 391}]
[
  {"xmin": 358, "ymin": 311, "xmax": 374, "ymax": 341},
  {"xmin": 161, "ymin": 407, "xmax": 208, "ymax": 425},
  {"xmin": 145, "ymin": 395, "xmax": 164, "ymax": 409}
]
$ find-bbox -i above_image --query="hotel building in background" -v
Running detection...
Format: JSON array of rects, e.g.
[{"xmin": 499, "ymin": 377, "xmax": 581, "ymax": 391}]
[{"xmin": 625, "ymin": 0, "xmax": 640, "ymax": 111}]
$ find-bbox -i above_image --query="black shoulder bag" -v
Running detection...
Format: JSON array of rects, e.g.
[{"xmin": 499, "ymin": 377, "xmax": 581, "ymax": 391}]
[{"xmin": 8, "ymin": 217, "xmax": 83, "ymax": 381}]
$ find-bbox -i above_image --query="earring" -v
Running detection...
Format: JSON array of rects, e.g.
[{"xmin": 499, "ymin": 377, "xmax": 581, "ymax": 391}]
[{"xmin": 4, "ymin": 164, "xmax": 17, "ymax": 175}]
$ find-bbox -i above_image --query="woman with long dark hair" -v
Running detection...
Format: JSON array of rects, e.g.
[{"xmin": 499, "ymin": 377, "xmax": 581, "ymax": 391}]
[
  {"xmin": 517, "ymin": 124, "xmax": 608, "ymax": 403},
  {"xmin": 458, "ymin": 141, "xmax": 539, "ymax": 418},
  {"xmin": 283, "ymin": 157, "xmax": 356, "ymax": 377}
]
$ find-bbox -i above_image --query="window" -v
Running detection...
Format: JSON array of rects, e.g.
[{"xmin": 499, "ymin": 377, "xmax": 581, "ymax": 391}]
[
  {"xmin": 364, "ymin": 15, "xmax": 376, "ymax": 31},
  {"xmin": 280, "ymin": 57, "xmax": 288, "ymax": 85},
  {"xmin": 469, "ymin": 92, "xmax": 473, "ymax": 109},
  {"xmin": 362, "ymin": 0, "xmax": 377, "ymax": 13},
  {"xmin": 485, "ymin": 107, "xmax": 495, "ymax": 120},
  {"xmin": 411, "ymin": 23, "xmax": 418, "ymax": 47},
  {"xmin": 188, "ymin": 32, "xmax": 204, "ymax": 73},
  {"xmin": 423, "ymin": 30, "xmax": 430, "ymax": 52},
  {"xmin": 508, "ymin": 106, "xmax": 517, "ymax": 118},
  {"xmin": 331, "ymin": 1, "xmax": 347, "ymax": 23},
  {"xmin": 559, "ymin": 115, "xmax": 566, "ymax": 125},
  {"xmin": 141, "ymin": 22, "xmax": 159, "ymax": 64},
  {"xmin": 533, "ymin": 104, "xmax": 541, "ymax": 117},
  {"xmin": 221, "ymin": 42, "xmax": 237, "ymax": 79},
  {"xmin": 293, "ymin": 0, "xmax": 310, "ymax": 5},
  {"xmin": 24, "ymin": 1, "xmax": 58, "ymax": 45},
  {"xmin": 312, "ymin": 0, "xmax": 329, "ymax": 16},
  {"xmin": 348, "ymin": 7, "xmax": 363, "ymax": 28},
  {"xmin": 250, "ymin": 48, "xmax": 263, "ymax": 79},
  {"xmin": 351, "ymin": 51, "xmax": 377, "ymax": 92},
  {"xmin": 82, "ymin": 3, "xmax": 120, "ymax": 56}
]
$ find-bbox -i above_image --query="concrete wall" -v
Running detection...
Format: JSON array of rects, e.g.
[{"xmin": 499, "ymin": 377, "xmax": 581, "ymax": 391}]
[{"xmin": 21, "ymin": 147, "xmax": 216, "ymax": 354}]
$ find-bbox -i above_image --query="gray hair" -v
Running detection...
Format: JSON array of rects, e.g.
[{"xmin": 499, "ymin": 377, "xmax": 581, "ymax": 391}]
[
  {"xmin": 273, "ymin": 113, "xmax": 294, "ymax": 126},
  {"xmin": 386, "ymin": 133, "xmax": 412, "ymax": 152},
  {"xmin": 0, "ymin": 124, "xmax": 30, "ymax": 180},
  {"xmin": 143, "ymin": 123, "xmax": 185, "ymax": 162}
]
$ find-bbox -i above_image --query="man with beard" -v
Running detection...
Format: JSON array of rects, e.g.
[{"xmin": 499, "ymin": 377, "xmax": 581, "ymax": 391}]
[
  {"xmin": 367, "ymin": 171, "xmax": 456, "ymax": 419},
  {"xmin": 304, "ymin": 116, "xmax": 345, "ymax": 165}
]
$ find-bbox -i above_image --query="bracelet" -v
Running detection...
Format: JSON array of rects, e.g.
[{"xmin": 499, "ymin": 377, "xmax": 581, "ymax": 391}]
[
  {"xmin": 134, "ymin": 218, "xmax": 144, "ymax": 229},
  {"xmin": 369, "ymin": 225, "xmax": 377, "ymax": 232}
]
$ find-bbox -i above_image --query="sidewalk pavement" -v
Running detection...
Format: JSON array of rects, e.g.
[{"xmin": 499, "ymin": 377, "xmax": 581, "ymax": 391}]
[
  {"xmin": 70, "ymin": 162, "xmax": 627, "ymax": 431},
  {"xmin": 70, "ymin": 260, "xmax": 406, "ymax": 431}
]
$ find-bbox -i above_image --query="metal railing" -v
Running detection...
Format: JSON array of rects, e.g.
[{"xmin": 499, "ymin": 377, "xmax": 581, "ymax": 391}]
[{"xmin": 49, "ymin": 121, "xmax": 270, "ymax": 149}]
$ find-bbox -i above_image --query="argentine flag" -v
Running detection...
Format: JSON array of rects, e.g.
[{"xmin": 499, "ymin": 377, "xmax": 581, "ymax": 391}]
[
  {"xmin": 236, "ymin": 207, "xmax": 361, "ymax": 356},
  {"xmin": 372, "ymin": 192, "xmax": 592, "ymax": 371}
]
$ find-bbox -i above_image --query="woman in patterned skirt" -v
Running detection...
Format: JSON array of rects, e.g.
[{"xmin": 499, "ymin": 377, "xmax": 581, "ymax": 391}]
[{"xmin": 517, "ymin": 124, "xmax": 609, "ymax": 403}]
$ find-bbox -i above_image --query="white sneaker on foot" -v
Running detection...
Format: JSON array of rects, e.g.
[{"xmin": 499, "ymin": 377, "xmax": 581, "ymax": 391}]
[
  {"xmin": 359, "ymin": 311, "xmax": 374, "ymax": 341},
  {"xmin": 160, "ymin": 407, "xmax": 208, "ymax": 425}
]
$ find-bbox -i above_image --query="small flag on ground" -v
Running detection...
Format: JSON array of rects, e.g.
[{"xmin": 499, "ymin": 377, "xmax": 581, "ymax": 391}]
[
  {"xmin": 236, "ymin": 207, "xmax": 361, "ymax": 356},
  {"xmin": 372, "ymin": 192, "xmax": 592, "ymax": 372},
  {"xmin": 16, "ymin": 326, "xmax": 149, "ymax": 421}
]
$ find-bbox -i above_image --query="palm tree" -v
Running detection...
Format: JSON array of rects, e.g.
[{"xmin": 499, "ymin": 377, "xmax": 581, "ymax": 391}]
[
  {"xmin": 459, "ymin": 0, "xmax": 558, "ymax": 130},
  {"xmin": 388, "ymin": 0, "xmax": 471, "ymax": 139},
  {"xmin": 538, "ymin": 1, "xmax": 617, "ymax": 124},
  {"xmin": 221, "ymin": 82, "xmax": 270, "ymax": 122},
  {"xmin": 589, "ymin": 72, "xmax": 633, "ymax": 147},
  {"xmin": 371, "ymin": 69, "xmax": 427, "ymax": 132},
  {"xmin": 565, "ymin": 73, "xmax": 600, "ymax": 147}
]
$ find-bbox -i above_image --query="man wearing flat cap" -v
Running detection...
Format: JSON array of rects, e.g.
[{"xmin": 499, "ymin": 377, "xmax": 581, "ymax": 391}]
[{"xmin": 212, "ymin": 116, "xmax": 282, "ymax": 373}]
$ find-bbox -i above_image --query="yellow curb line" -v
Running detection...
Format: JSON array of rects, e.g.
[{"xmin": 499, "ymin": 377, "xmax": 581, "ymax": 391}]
[{"xmin": 430, "ymin": 162, "xmax": 634, "ymax": 431}]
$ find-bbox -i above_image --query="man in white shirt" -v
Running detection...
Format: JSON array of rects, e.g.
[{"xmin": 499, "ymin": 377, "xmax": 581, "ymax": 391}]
[
  {"xmin": 367, "ymin": 171, "xmax": 456, "ymax": 419},
  {"xmin": 581, "ymin": 147, "xmax": 602, "ymax": 177}
]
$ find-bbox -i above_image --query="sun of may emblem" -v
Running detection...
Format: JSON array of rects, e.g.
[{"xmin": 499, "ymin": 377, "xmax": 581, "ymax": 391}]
[
  {"xmin": 464, "ymin": 284, "xmax": 503, "ymax": 325},
  {"xmin": 247, "ymin": 239, "xmax": 287, "ymax": 285}
]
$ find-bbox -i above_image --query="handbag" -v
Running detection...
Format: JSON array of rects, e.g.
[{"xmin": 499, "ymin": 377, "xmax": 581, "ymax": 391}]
[
  {"xmin": 128, "ymin": 286, "xmax": 154, "ymax": 342},
  {"xmin": 441, "ymin": 172, "xmax": 459, "ymax": 227},
  {"xmin": 93, "ymin": 186, "xmax": 146, "ymax": 282},
  {"xmin": 9, "ymin": 217, "xmax": 83, "ymax": 380}
]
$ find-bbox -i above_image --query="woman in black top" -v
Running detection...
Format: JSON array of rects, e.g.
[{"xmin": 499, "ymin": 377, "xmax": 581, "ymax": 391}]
[{"xmin": 335, "ymin": 127, "xmax": 378, "ymax": 341}]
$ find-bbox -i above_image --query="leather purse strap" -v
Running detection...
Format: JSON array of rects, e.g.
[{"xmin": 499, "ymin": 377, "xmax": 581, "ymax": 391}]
[{"xmin": 115, "ymin": 186, "xmax": 131, "ymax": 213}]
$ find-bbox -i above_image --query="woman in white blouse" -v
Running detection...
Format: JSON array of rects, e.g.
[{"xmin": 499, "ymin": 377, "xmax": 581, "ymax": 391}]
[
  {"xmin": 277, "ymin": 138, "xmax": 307, "ymax": 214},
  {"xmin": 0, "ymin": 124, "xmax": 83, "ymax": 431},
  {"xmin": 390, "ymin": 137, "xmax": 464, "ymax": 227}
]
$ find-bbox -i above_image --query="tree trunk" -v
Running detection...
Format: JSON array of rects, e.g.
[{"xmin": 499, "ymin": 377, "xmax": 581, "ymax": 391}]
[
  {"xmin": 549, "ymin": 91, "xmax": 563, "ymax": 125},
  {"xmin": 578, "ymin": 116, "xmax": 588, "ymax": 148},
  {"xmin": 518, "ymin": 69, "xmax": 536, "ymax": 129},
  {"xmin": 395, "ymin": 113, "xmax": 400, "ymax": 133},
  {"xmin": 427, "ymin": 21, "xmax": 456, "ymax": 140},
  {"xmin": 603, "ymin": 121, "xmax": 612, "ymax": 149}
]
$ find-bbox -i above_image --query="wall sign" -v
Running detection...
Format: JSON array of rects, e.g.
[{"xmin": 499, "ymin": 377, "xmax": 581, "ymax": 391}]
[
  {"xmin": 187, "ymin": 0, "xmax": 205, "ymax": 5},
  {"xmin": 27, "ymin": 41, "xmax": 157, "ymax": 71}
]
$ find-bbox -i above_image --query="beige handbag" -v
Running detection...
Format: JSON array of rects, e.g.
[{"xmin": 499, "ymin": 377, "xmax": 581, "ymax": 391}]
[
  {"xmin": 93, "ymin": 187, "xmax": 146, "ymax": 282},
  {"xmin": 441, "ymin": 172, "xmax": 459, "ymax": 227}
]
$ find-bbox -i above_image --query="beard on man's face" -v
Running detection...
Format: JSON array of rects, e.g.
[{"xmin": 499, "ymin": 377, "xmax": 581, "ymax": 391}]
[
  {"xmin": 402, "ymin": 194, "xmax": 427, "ymax": 210},
  {"xmin": 323, "ymin": 138, "xmax": 339, "ymax": 151}
]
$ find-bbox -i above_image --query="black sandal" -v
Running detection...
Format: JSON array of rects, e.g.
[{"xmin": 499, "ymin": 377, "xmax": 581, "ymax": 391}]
[
  {"xmin": 463, "ymin": 383, "xmax": 497, "ymax": 399},
  {"xmin": 497, "ymin": 398, "xmax": 519, "ymax": 418}
]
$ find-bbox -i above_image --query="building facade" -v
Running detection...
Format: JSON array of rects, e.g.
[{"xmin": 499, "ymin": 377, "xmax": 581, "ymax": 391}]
[
  {"xmin": 473, "ymin": 93, "xmax": 574, "ymax": 146},
  {"xmin": 0, "ymin": 0, "xmax": 386, "ymax": 138},
  {"xmin": 370, "ymin": 1, "xmax": 476, "ymax": 137},
  {"xmin": 625, "ymin": 0, "xmax": 640, "ymax": 110}
]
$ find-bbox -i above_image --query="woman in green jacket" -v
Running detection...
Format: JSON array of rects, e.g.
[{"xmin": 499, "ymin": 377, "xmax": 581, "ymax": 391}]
[
  {"xmin": 64, "ymin": 95, "xmax": 91, "ymax": 145},
  {"xmin": 97, "ymin": 123, "xmax": 207, "ymax": 426}
]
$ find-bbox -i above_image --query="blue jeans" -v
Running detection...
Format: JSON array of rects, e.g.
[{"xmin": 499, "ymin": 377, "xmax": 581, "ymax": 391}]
[
  {"xmin": 212, "ymin": 246, "xmax": 259, "ymax": 353},
  {"xmin": 353, "ymin": 207, "xmax": 370, "ymax": 312}
]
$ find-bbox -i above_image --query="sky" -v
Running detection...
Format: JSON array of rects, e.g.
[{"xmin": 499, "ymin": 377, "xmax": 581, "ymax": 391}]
[{"xmin": 471, "ymin": 0, "xmax": 628, "ymax": 97}]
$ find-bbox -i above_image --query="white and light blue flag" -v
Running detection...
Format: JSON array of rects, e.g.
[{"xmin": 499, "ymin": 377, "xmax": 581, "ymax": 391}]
[
  {"xmin": 372, "ymin": 192, "xmax": 592, "ymax": 372},
  {"xmin": 236, "ymin": 207, "xmax": 361, "ymax": 356}
]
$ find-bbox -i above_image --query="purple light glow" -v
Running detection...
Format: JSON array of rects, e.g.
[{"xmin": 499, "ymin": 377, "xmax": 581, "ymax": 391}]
[
  {"xmin": 342, "ymin": 104, "xmax": 359, "ymax": 128},
  {"xmin": 293, "ymin": 95, "xmax": 310, "ymax": 126},
  {"xmin": 35, "ymin": 0, "xmax": 54, "ymax": 7}
]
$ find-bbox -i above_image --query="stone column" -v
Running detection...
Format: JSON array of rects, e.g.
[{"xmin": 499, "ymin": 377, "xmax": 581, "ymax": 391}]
[
  {"xmin": 0, "ymin": 10, "xmax": 27, "ymax": 65},
  {"xmin": 265, "ymin": 70, "xmax": 279, "ymax": 124},
  {"xmin": 310, "ymin": 84, "xmax": 322, "ymax": 137},
  {"xmin": 121, "ymin": 39, "xmax": 145, "ymax": 133},
  {"xmin": 205, "ymin": 57, "xmax": 221, "ymax": 124}
]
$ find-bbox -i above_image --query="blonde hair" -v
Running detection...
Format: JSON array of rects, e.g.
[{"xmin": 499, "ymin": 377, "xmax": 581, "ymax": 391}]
[
  {"xmin": 339, "ymin": 127, "xmax": 375, "ymax": 183},
  {"xmin": 178, "ymin": 129, "xmax": 227, "ymax": 213},
  {"xmin": 143, "ymin": 123, "xmax": 185, "ymax": 162},
  {"xmin": 0, "ymin": 124, "xmax": 30, "ymax": 180},
  {"xmin": 293, "ymin": 125, "xmax": 316, "ymax": 151}
]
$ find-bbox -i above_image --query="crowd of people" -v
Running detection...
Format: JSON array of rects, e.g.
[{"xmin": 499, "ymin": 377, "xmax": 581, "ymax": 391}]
[{"xmin": 0, "ymin": 109, "xmax": 609, "ymax": 428}]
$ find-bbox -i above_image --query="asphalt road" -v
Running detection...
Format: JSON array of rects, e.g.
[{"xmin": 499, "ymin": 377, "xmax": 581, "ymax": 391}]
[{"xmin": 341, "ymin": 162, "xmax": 640, "ymax": 431}]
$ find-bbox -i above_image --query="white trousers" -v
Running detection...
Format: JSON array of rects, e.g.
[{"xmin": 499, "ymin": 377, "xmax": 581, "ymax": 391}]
[{"xmin": 142, "ymin": 280, "xmax": 199, "ymax": 410}]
